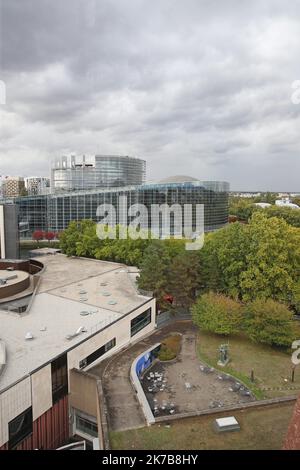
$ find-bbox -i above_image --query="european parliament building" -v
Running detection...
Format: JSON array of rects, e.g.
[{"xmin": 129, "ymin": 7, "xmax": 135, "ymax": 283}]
[
  {"xmin": 2, "ymin": 156, "xmax": 230, "ymax": 238},
  {"xmin": 16, "ymin": 180, "xmax": 229, "ymax": 239}
]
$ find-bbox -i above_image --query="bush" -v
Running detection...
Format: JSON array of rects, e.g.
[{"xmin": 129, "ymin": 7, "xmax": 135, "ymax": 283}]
[
  {"xmin": 244, "ymin": 299, "xmax": 295, "ymax": 348},
  {"xmin": 158, "ymin": 335, "xmax": 181, "ymax": 361},
  {"xmin": 191, "ymin": 292, "xmax": 243, "ymax": 336}
]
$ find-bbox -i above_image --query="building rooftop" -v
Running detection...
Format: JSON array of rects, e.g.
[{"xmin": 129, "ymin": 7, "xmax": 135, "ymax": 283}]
[
  {"xmin": 157, "ymin": 175, "xmax": 199, "ymax": 184},
  {"xmin": 0, "ymin": 255, "xmax": 151, "ymax": 393}
]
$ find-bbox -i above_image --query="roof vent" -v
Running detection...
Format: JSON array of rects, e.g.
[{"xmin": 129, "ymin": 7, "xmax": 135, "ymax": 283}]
[
  {"xmin": 76, "ymin": 326, "xmax": 87, "ymax": 335},
  {"xmin": 25, "ymin": 332, "xmax": 34, "ymax": 340}
]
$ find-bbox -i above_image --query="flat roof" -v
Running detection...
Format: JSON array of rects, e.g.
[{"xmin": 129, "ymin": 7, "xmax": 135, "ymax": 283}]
[{"xmin": 0, "ymin": 255, "xmax": 151, "ymax": 393}]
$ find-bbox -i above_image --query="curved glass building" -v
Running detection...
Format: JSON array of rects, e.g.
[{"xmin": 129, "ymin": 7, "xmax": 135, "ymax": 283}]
[
  {"xmin": 15, "ymin": 176, "xmax": 229, "ymax": 237},
  {"xmin": 51, "ymin": 155, "xmax": 146, "ymax": 193}
]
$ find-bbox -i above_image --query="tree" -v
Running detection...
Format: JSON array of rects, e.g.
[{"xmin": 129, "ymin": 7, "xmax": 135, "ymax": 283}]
[
  {"xmin": 229, "ymin": 198, "xmax": 259, "ymax": 221},
  {"xmin": 199, "ymin": 223, "xmax": 249, "ymax": 299},
  {"xmin": 199, "ymin": 212, "xmax": 300, "ymax": 307},
  {"xmin": 240, "ymin": 212, "xmax": 300, "ymax": 303},
  {"xmin": 291, "ymin": 280, "xmax": 300, "ymax": 314},
  {"xmin": 137, "ymin": 241, "xmax": 173, "ymax": 306},
  {"xmin": 167, "ymin": 251, "xmax": 201, "ymax": 310},
  {"xmin": 244, "ymin": 299, "xmax": 296, "ymax": 347},
  {"xmin": 32, "ymin": 230, "xmax": 44, "ymax": 246},
  {"xmin": 45, "ymin": 231, "xmax": 56, "ymax": 245},
  {"xmin": 191, "ymin": 292, "xmax": 243, "ymax": 336}
]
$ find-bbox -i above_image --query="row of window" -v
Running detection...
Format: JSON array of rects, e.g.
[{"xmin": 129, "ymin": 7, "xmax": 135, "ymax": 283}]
[
  {"xmin": 7, "ymin": 308, "xmax": 152, "ymax": 448},
  {"xmin": 79, "ymin": 338, "xmax": 116, "ymax": 369}
]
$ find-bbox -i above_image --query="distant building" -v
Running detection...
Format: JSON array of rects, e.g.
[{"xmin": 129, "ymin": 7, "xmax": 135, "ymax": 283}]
[
  {"xmin": 232, "ymin": 192, "xmax": 261, "ymax": 198},
  {"xmin": 51, "ymin": 155, "xmax": 146, "ymax": 193},
  {"xmin": 254, "ymin": 203, "xmax": 272, "ymax": 209},
  {"xmin": 25, "ymin": 177, "xmax": 50, "ymax": 196},
  {"xmin": 15, "ymin": 176, "xmax": 229, "ymax": 237},
  {"xmin": 2, "ymin": 177, "xmax": 26, "ymax": 198},
  {"xmin": 275, "ymin": 198, "xmax": 300, "ymax": 210}
]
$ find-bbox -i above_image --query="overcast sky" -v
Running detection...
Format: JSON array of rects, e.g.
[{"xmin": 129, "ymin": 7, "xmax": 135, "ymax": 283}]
[{"xmin": 0, "ymin": 0, "xmax": 300, "ymax": 191}]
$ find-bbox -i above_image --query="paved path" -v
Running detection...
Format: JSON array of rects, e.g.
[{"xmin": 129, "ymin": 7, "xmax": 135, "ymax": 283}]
[{"xmin": 90, "ymin": 321, "xmax": 196, "ymax": 431}]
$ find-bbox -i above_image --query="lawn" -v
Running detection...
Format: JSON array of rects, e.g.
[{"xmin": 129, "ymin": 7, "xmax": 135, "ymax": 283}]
[
  {"xmin": 197, "ymin": 330, "xmax": 300, "ymax": 398},
  {"xmin": 110, "ymin": 402, "xmax": 295, "ymax": 450}
]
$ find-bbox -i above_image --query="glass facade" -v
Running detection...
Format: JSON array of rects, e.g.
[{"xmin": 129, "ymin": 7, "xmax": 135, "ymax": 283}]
[
  {"xmin": 51, "ymin": 155, "xmax": 146, "ymax": 193},
  {"xmin": 13, "ymin": 180, "xmax": 229, "ymax": 237}
]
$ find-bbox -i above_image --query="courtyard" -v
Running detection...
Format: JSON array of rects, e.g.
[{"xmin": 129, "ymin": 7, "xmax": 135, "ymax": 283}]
[
  {"xmin": 91, "ymin": 319, "xmax": 299, "ymax": 435},
  {"xmin": 141, "ymin": 333, "xmax": 255, "ymax": 417}
]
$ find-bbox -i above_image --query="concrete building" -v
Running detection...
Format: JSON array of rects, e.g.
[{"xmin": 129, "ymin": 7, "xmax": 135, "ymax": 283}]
[
  {"xmin": 2, "ymin": 177, "xmax": 25, "ymax": 198},
  {"xmin": 0, "ymin": 204, "xmax": 19, "ymax": 259},
  {"xmin": 0, "ymin": 254, "xmax": 155, "ymax": 450},
  {"xmin": 25, "ymin": 177, "xmax": 50, "ymax": 196}
]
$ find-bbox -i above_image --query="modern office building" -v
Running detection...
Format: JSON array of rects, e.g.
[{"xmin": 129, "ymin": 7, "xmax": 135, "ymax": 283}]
[
  {"xmin": 51, "ymin": 155, "xmax": 146, "ymax": 193},
  {"xmin": 2, "ymin": 176, "xmax": 25, "ymax": 198},
  {"xmin": 25, "ymin": 177, "xmax": 50, "ymax": 196},
  {"xmin": 15, "ymin": 177, "xmax": 229, "ymax": 237},
  {"xmin": 0, "ymin": 254, "xmax": 155, "ymax": 450}
]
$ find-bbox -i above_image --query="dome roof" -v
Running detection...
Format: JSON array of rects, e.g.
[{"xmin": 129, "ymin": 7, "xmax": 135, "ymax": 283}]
[{"xmin": 157, "ymin": 175, "xmax": 198, "ymax": 184}]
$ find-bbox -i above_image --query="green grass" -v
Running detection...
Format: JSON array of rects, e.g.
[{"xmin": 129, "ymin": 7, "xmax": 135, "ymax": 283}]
[
  {"xmin": 110, "ymin": 402, "xmax": 295, "ymax": 450},
  {"xmin": 197, "ymin": 330, "xmax": 300, "ymax": 398}
]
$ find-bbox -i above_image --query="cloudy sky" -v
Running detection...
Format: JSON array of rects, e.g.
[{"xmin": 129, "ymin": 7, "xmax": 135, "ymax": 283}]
[{"xmin": 0, "ymin": 0, "xmax": 300, "ymax": 191}]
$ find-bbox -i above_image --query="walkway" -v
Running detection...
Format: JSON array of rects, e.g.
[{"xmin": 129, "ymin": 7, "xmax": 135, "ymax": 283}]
[{"xmin": 90, "ymin": 320, "xmax": 195, "ymax": 431}]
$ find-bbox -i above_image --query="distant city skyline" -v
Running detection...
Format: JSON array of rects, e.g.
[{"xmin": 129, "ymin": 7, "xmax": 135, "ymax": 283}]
[{"xmin": 1, "ymin": 1, "xmax": 300, "ymax": 191}]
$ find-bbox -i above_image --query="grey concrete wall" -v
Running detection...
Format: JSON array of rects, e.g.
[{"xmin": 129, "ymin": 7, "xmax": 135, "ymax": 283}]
[{"xmin": 1, "ymin": 205, "xmax": 20, "ymax": 259}]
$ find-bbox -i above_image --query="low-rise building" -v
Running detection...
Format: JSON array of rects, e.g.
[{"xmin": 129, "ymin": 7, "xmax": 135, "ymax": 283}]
[
  {"xmin": 0, "ymin": 254, "xmax": 155, "ymax": 450},
  {"xmin": 2, "ymin": 177, "xmax": 25, "ymax": 198}
]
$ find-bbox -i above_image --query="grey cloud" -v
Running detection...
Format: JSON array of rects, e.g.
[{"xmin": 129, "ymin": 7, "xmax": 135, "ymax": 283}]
[{"xmin": 0, "ymin": 0, "xmax": 300, "ymax": 190}]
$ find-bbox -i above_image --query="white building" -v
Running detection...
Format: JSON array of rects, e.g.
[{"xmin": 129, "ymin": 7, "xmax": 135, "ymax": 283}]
[
  {"xmin": 0, "ymin": 254, "xmax": 155, "ymax": 450},
  {"xmin": 275, "ymin": 198, "xmax": 300, "ymax": 209},
  {"xmin": 25, "ymin": 177, "xmax": 50, "ymax": 196}
]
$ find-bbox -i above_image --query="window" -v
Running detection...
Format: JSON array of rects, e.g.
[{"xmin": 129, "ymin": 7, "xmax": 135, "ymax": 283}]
[
  {"xmin": 130, "ymin": 308, "xmax": 152, "ymax": 337},
  {"xmin": 75, "ymin": 414, "xmax": 98, "ymax": 438},
  {"xmin": 79, "ymin": 338, "xmax": 116, "ymax": 369},
  {"xmin": 51, "ymin": 354, "xmax": 68, "ymax": 403},
  {"xmin": 8, "ymin": 407, "xmax": 33, "ymax": 449}
]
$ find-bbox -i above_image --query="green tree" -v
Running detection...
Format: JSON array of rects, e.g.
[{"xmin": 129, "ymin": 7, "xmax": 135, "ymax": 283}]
[
  {"xmin": 229, "ymin": 198, "xmax": 259, "ymax": 221},
  {"xmin": 167, "ymin": 251, "xmax": 201, "ymax": 310},
  {"xmin": 137, "ymin": 241, "xmax": 173, "ymax": 305},
  {"xmin": 191, "ymin": 292, "xmax": 243, "ymax": 336},
  {"xmin": 244, "ymin": 299, "xmax": 295, "ymax": 347},
  {"xmin": 240, "ymin": 213, "xmax": 300, "ymax": 303},
  {"xmin": 200, "ymin": 223, "xmax": 249, "ymax": 298}
]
